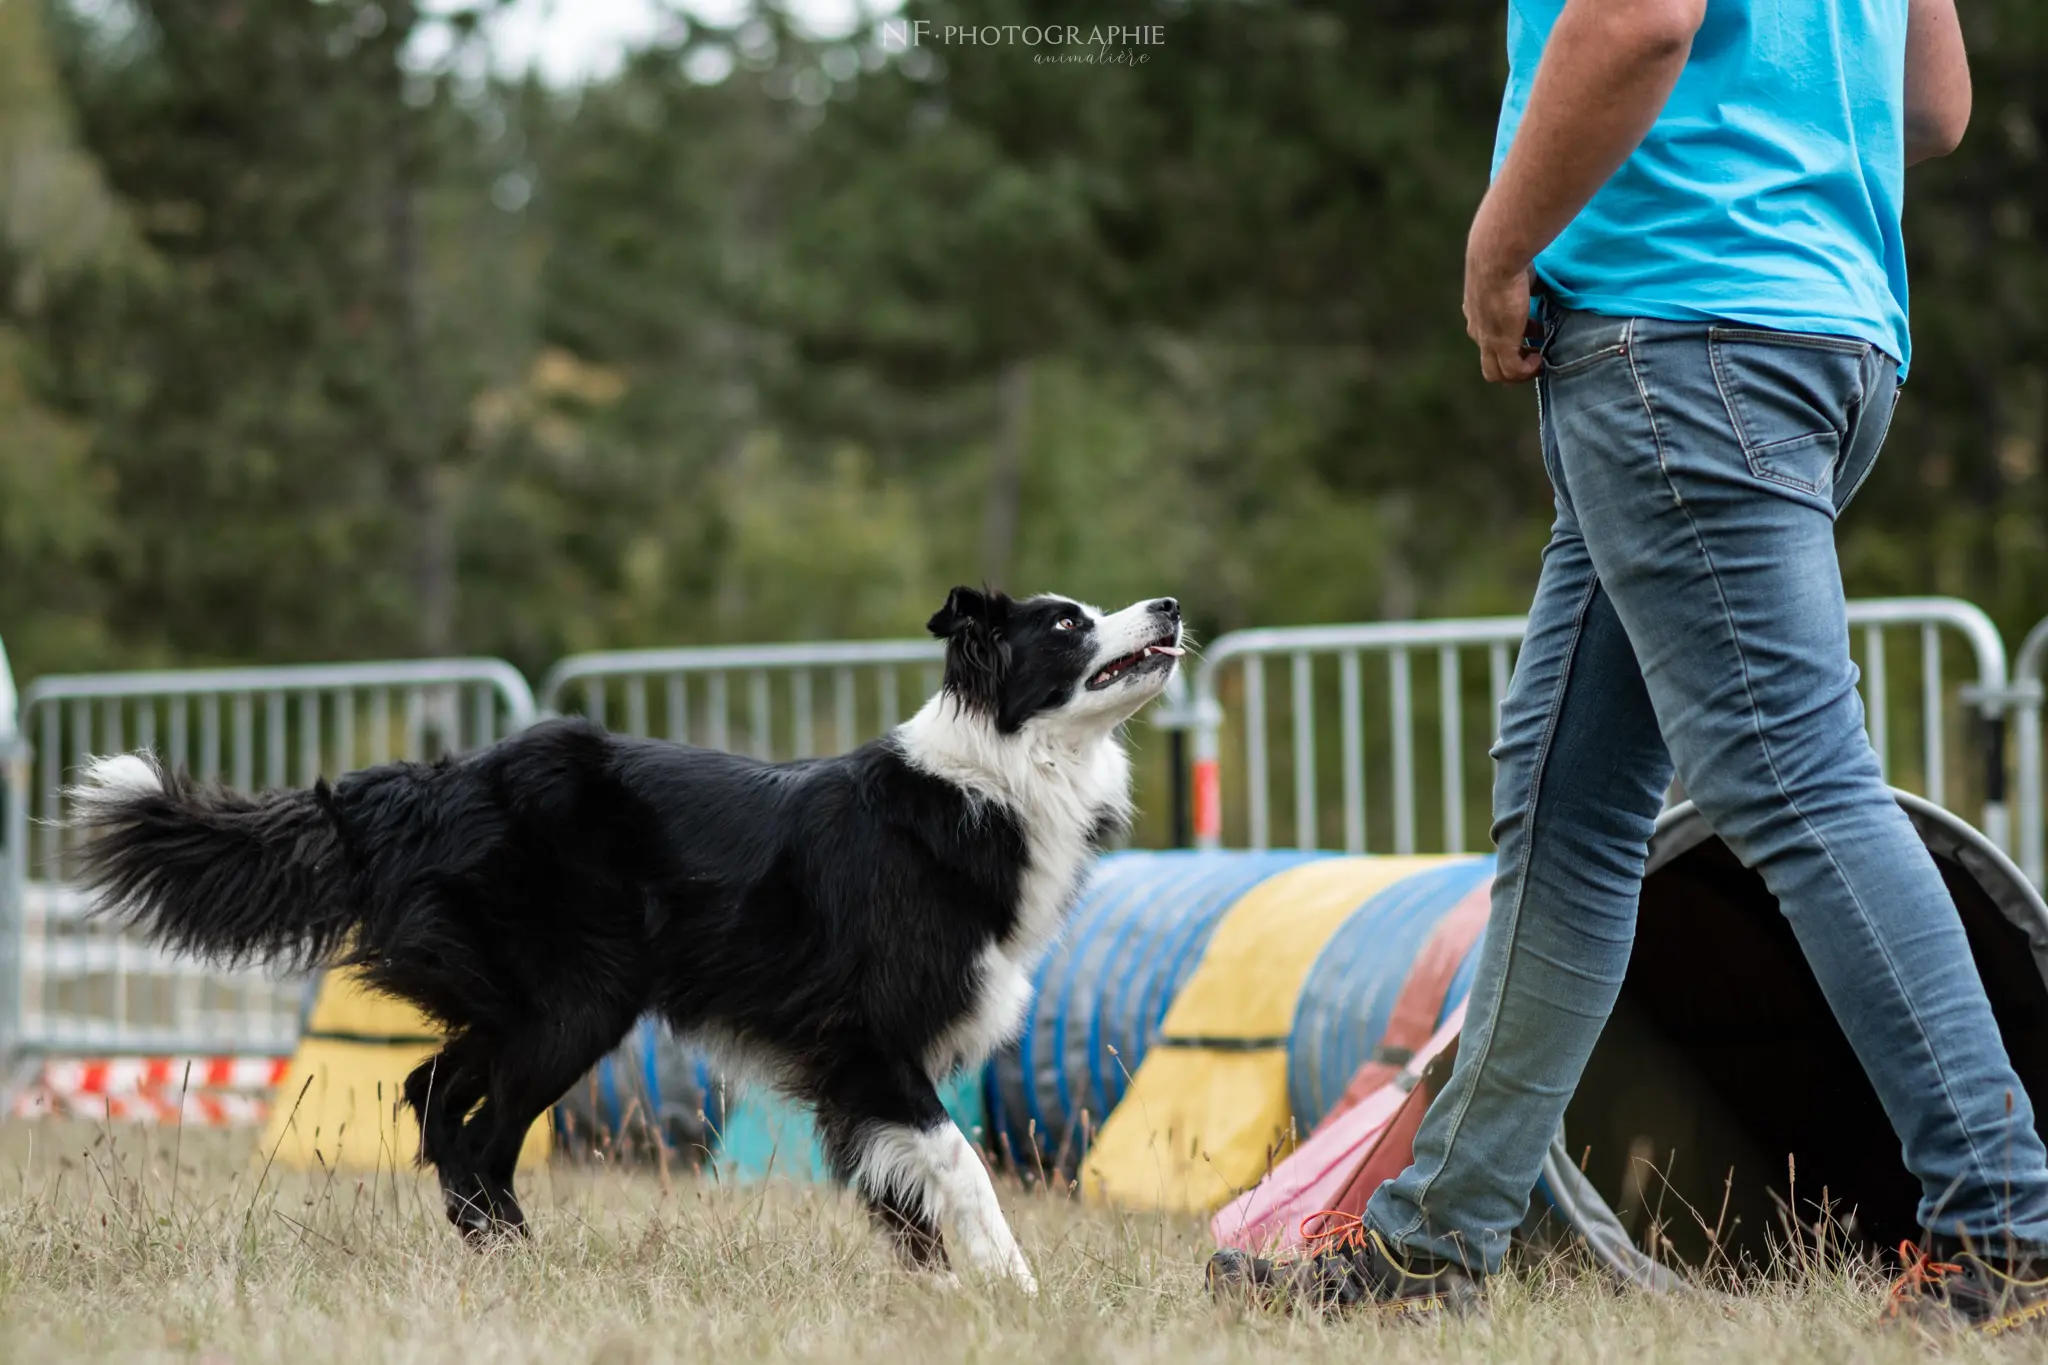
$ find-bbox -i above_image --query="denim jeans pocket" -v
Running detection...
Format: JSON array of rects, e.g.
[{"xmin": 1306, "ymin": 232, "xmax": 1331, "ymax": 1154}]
[
  {"xmin": 1707, "ymin": 326, "xmax": 1869, "ymax": 496},
  {"xmin": 1541, "ymin": 312, "xmax": 1632, "ymax": 377}
]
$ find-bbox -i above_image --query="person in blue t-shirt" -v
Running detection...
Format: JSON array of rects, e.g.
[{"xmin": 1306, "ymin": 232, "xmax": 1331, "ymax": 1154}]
[{"xmin": 1211, "ymin": 0, "xmax": 2048, "ymax": 1335}]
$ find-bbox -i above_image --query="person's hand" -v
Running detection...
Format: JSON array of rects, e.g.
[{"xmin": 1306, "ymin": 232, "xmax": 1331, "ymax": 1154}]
[{"xmin": 1463, "ymin": 232, "xmax": 1543, "ymax": 385}]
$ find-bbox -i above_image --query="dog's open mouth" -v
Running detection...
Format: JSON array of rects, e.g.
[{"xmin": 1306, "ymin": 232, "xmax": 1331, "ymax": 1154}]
[{"xmin": 1087, "ymin": 636, "xmax": 1184, "ymax": 690}]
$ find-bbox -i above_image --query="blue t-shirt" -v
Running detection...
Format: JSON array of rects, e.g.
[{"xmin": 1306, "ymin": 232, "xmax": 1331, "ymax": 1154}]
[{"xmin": 1496, "ymin": 0, "xmax": 1912, "ymax": 373}]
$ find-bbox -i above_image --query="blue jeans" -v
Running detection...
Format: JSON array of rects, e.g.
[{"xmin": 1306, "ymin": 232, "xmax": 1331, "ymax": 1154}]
[{"xmin": 1365, "ymin": 304, "xmax": 2048, "ymax": 1272}]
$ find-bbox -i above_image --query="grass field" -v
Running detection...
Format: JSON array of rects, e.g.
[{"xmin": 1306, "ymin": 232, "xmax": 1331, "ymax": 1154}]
[{"xmin": 0, "ymin": 1120, "xmax": 2036, "ymax": 1364}]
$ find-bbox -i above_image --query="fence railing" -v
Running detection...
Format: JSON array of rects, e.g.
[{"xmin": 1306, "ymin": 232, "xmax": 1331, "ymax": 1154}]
[
  {"xmin": 542, "ymin": 641, "xmax": 1211, "ymax": 842},
  {"xmin": 11, "ymin": 659, "xmax": 536, "ymax": 1058},
  {"xmin": 540, "ymin": 640, "xmax": 946, "ymax": 757},
  {"xmin": 1189, "ymin": 598, "xmax": 2014, "ymax": 857},
  {"xmin": 1188, "ymin": 616, "xmax": 1525, "ymax": 855},
  {"xmin": 2013, "ymin": 615, "xmax": 2048, "ymax": 891},
  {"xmin": 2, "ymin": 597, "xmax": 2037, "ymax": 1072}
]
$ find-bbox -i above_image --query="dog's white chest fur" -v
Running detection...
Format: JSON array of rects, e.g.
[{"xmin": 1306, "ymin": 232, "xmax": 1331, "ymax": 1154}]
[{"xmin": 896, "ymin": 701, "xmax": 1133, "ymax": 1079}]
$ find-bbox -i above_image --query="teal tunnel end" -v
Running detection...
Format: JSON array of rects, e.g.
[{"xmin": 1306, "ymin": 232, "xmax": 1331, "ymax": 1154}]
[
  {"xmin": 1558, "ymin": 789, "xmax": 2048, "ymax": 1279},
  {"xmin": 710, "ymin": 1069, "xmax": 987, "ymax": 1182}
]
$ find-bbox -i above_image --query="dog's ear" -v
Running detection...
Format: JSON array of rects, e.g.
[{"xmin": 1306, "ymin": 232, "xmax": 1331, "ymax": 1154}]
[
  {"xmin": 927, "ymin": 585, "xmax": 1006, "ymax": 640},
  {"xmin": 929, "ymin": 585, "xmax": 1010, "ymax": 717}
]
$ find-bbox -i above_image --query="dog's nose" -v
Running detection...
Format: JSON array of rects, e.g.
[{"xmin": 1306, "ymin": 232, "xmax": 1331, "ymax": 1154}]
[{"xmin": 1154, "ymin": 597, "xmax": 1180, "ymax": 620}]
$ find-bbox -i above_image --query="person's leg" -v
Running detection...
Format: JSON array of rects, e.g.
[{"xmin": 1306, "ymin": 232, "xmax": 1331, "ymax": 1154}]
[
  {"xmin": 1364, "ymin": 309, "xmax": 1678, "ymax": 1273},
  {"xmin": 1556, "ymin": 316, "xmax": 2048, "ymax": 1249}
]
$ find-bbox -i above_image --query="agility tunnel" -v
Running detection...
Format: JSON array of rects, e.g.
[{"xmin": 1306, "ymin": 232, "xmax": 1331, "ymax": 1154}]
[
  {"xmin": 987, "ymin": 850, "xmax": 1326, "ymax": 1175},
  {"xmin": 1063, "ymin": 789, "xmax": 2048, "ymax": 1284},
  {"xmin": 1562, "ymin": 791, "xmax": 2048, "ymax": 1273},
  {"xmin": 1078, "ymin": 854, "xmax": 1486, "ymax": 1213},
  {"xmin": 531, "ymin": 785, "xmax": 2048, "ymax": 1284},
  {"xmin": 1287, "ymin": 858, "xmax": 1492, "ymax": 1131}
]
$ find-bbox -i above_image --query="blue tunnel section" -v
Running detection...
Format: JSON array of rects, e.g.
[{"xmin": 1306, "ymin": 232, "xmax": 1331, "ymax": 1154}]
[
  {"xmin": 986, "ymin": 849, "xmax": 1328, "ymax": 1175},
  {"xmin": 1287, "ymin": 856, "xmax": 1494, "ymax": 1132}
]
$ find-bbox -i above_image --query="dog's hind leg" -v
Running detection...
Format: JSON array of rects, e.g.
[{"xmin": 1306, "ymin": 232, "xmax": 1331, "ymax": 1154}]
[
  {"xmin": 401, "ymin": 1036, "xmax": 495, "ymax": 1238},
  {"xmin": 815, "ymin": 1056, "xmax": 1036, "ymax": 1293},
  {"xmin": 456, "ymin": 1005, "xmax": 641, "ymax": 1245}
]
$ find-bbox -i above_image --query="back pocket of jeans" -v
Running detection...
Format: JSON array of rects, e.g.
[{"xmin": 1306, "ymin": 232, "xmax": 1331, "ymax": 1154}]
[{"xmin": 1707, "ymin": 327, "xmax": 1868, "ymax": 495}]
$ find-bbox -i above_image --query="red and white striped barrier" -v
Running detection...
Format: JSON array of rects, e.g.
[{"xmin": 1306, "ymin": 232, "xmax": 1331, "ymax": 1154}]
[{"xmin": 8, "ymin": 1055, "xmax": 290, "ymax": 1126}]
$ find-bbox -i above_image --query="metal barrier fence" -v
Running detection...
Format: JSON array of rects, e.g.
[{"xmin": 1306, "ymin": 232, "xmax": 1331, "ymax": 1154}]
[
  {"xmin": 1189, "ymin": 598, "xmax": 2014, "ymax": 857},
  {"xmin": 10, "ymin": 659, "xmax": 537, "ymax": 1058},
  {"xmin": 540, "ymin": 641, "xmax": 1211, "ymax": 841},
  {"xmin": 2014, "ymin": 615, "xmax": 2048, "ymax": 891},
  {"xmin": 2, "ymin": 598, "xmax": 2032, "ymax": 1070},
  {"xmin": 540, "ymin": 640, "xmax": 947, "ymax": 756}
]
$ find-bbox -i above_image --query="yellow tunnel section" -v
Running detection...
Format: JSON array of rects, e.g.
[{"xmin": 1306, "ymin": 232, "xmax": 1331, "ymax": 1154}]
[
  {"xmin": 1080, "ymin": 855, "xmax": 1465, "ymax": 1214},
  {"xmin": 258, "ymin": 966, "xmax": 552, "ymax": 1173}
]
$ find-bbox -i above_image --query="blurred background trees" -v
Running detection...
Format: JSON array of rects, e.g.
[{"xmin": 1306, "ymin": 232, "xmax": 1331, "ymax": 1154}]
[{"xmin": 1, "ymin": 0, "xmax": 2044, "ymax": 687}]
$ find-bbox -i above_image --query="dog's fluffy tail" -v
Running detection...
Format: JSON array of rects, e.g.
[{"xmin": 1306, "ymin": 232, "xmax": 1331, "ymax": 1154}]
[{"xmin": 64, "ymin": 753, "xmax": 361, "ymax": 971}]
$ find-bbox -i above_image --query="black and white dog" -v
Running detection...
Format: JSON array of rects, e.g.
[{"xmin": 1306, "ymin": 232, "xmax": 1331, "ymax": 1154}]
[{"xmin": 64, "ymin": 587, "xmax": 1183, "ymax": 1292}]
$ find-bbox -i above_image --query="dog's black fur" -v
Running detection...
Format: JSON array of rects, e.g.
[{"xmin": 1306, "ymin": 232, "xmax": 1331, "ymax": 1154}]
[{"xmin": 65, "ymin": 586, "xmax": 1181, "ymax": 1279}]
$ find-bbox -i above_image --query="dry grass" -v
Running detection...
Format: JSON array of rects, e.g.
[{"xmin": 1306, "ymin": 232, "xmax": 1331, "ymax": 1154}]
[{"xmin": 0, "ymin": 1120, "xmax": 2035, "ymax": 1364}]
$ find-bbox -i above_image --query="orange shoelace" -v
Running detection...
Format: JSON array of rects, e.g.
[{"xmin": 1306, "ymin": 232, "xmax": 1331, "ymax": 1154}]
[
  {"xmin": 1297, "ymin": 1210, "xmax": 1373, "ymax": 1258},
  {"xmin": 1298, "ymin": 1210, "xmax": 1369, "ymax": 1256},
  {"xmin": 1887, "ymin": 1239, "xmax": 1964, "ymax": 1317}
]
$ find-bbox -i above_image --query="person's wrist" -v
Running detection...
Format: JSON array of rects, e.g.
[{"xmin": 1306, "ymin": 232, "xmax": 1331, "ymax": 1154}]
[{"xmin": 1466, "ymin": 196, "xmax": 1534, "ymax": 284}]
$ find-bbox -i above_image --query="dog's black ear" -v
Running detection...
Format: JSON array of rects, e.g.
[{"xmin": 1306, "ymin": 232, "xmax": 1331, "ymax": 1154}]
[
  {"xmin": 929, "ymin": 585, "xmax": 1009, "ymax": 717},
  {"xmin": 927, "ymin": 585, "xmax": 1004, "ymax": 639}
]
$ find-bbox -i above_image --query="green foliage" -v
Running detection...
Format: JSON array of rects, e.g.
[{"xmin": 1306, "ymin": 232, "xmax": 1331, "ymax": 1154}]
[
  {"xmin": 21, "ymin": 0, "xmax": 446, "ymax": 663},
  {"xmin": 0, "ymin": 0, "xmax": 124, "ymax": 669}
]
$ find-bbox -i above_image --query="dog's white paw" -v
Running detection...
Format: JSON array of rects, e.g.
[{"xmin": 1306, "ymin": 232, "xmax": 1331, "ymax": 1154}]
[{"xmin": 1005, "ymin": 1253, "xmax": 1039, "ymax": 1296}]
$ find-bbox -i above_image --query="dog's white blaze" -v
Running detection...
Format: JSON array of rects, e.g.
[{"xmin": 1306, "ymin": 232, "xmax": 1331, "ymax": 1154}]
[
  {"xmin": 854, "ymin": 1121, "xmax": 1037, "ymax": 1292},
  {"xmin": 898, "ymin": 648, "xmax": 1143, "ymax": 1080}
]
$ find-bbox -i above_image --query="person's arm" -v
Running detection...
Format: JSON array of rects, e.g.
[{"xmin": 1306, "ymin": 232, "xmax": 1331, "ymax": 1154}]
[
  {"xmin": 1904, "ymin": 0, "xmax": 1971, "ymax": 164},
  {"xmin": 1463, "ymin": 0, "xmax": 1706, "ymax": 384}
]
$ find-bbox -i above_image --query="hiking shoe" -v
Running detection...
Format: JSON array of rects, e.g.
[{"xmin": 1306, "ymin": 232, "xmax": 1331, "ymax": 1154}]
[
  {"xmin": 1206, "ymin": 1212, "xmax": 1481, "ymax": 1319},
  {"xmin": 1884, "ymin": 1237, "xmax": 2048, "ymax": 1338}
]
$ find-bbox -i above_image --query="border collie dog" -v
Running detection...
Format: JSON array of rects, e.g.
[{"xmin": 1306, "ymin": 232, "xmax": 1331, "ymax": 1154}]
[{"xmin": 64, "ymin": 587, "xmax": 1183, "ymax": 1292}]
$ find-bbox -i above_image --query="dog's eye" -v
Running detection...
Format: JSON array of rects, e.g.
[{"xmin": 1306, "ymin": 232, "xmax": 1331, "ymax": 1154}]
[{"xmin": 1056, "ymin": 617, "xmax": 1077, "ymax": 631}]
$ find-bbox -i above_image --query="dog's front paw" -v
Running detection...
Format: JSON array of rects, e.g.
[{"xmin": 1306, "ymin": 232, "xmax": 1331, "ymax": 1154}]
[{"xmin": 1004, "ymin": 1252, "xmax": 1039, "ymax": 1297}]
